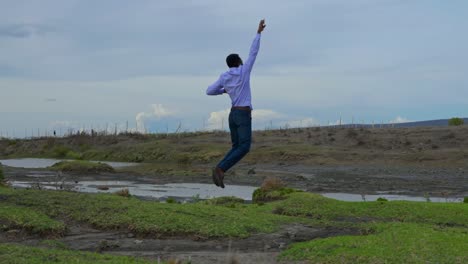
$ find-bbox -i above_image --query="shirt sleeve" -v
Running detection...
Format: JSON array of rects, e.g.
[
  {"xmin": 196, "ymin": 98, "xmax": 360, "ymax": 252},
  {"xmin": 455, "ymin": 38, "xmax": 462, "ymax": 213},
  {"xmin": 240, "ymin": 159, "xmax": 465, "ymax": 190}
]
[
  {"xmin": 206, "ymin": 75, "xmax": 225, "ymax": 95},
  {"xmin": 243, "ymin": 33, "xmax": 261, "ymax": 73}
]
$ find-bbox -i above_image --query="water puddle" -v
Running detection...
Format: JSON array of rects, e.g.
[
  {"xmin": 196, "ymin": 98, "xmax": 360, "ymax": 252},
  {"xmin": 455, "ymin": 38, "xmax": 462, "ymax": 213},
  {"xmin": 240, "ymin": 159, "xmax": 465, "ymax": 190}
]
[
  {"xmin": 322, "ymin": 192, "xmax": 464, "ymax": 203},
  {"xmin": 9, "ymin": 180, "xmax": 257, "ymax": 201},
  {"xmin": 0, "ymin": 158, "xmax": 138, "ymax": 169}
]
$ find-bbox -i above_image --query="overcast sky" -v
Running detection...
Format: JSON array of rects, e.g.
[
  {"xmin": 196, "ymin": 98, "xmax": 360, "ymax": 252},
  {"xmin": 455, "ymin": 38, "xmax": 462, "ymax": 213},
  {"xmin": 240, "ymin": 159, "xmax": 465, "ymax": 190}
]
[{"xmin": 1, "ymin": 0, "xmax": 467, "ymax": 137}]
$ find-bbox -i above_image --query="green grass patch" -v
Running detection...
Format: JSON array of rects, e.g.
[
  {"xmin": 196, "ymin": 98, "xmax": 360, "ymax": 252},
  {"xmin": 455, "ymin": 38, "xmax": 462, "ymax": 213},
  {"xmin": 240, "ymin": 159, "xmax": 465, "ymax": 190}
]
[
  {"xmin": 0, "ymin": 186, "xmax": 291, "ymax": 238},
  {"xmin": 280, "ymin": 222, "xmax": 468, "ymax": 263},
  {"xmin": 49, "ymin": 160, "xmax": 115, "ymax": 173},
  {"xmin": 202, "ymin": 196, "xmax": 245, "ymax": 207},
  {"xmin": 273, "ymin": 192, "xmax": 468, "ymax": 226},
  {"xmin": 252, "ymin": 187, "xmax": 298, "ymax": 203},
  {"xmin": 0, "ymin": 243, "xmax": 152, "ymax": 264},
  {"xmin": 2, "ymin": 185, "xmax": 468, "ymax": 263},
  {"xmin": 0, "ymin": 203, "xmax": 65, "ymax": 235}
]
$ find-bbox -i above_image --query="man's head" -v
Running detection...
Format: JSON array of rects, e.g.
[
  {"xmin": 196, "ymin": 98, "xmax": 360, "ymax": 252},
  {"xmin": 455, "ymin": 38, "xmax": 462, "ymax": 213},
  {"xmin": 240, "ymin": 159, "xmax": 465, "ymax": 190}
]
[{"xmin": 226, "ymin": 53, "xmax": 243, "ymax": 68}]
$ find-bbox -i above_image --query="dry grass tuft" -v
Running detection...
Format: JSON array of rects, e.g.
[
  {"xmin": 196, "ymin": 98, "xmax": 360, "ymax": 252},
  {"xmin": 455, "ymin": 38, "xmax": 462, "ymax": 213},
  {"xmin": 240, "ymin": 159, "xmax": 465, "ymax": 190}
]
[
  {"xmin": 167, "ymin": 258, "xmax": 183, "ymax": 264},
  {"xmin": 115, "ymin": 188, "xmax": 131, "ymax": 197},
  {"xmin": 227, "ymin": 254, "xmax": 240, "ymax": 264},
  {"xmin": 261, "ymin": 176, "xmax": 285, "ymax": 191}
]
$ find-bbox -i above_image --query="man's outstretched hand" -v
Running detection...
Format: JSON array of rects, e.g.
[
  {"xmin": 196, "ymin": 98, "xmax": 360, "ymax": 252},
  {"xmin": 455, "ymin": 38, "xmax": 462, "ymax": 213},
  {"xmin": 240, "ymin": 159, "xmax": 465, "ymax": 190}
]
[{"xmin": 257, "ymin": 19, "xmax": 266, "ymax": 34}]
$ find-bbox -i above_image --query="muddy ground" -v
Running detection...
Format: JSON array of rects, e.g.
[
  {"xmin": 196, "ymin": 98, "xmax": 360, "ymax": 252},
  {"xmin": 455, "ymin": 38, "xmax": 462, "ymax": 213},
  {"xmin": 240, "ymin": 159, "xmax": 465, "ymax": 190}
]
[
  {"xmin": 5, "ymin": 162, "xmax": 468, "ymax": 197},
  {"xmin": 1, "ymin": 220, "xmax": 360, "ymax": 264}
]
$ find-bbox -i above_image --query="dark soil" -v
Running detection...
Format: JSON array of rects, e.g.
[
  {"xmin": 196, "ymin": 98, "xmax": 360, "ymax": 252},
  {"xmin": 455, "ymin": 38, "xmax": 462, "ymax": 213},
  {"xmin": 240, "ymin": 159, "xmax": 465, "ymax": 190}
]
[{"xmin": 0, "ymin": 222, "xmax": 358, "ymax": 264}]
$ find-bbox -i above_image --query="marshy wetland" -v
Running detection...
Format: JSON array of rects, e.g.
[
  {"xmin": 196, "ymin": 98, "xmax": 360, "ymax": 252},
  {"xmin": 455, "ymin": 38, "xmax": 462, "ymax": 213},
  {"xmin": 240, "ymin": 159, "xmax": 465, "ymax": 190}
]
[{"xmin": 1, "ymin": 126, "xmax": 468, "ymax": 263}]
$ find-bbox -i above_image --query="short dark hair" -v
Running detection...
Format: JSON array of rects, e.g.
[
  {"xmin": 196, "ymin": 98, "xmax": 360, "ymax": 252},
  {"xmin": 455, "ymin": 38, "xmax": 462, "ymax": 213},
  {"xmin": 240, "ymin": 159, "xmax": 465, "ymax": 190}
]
[{"xmin": 226, "ymin": 53, "xmax": 242, "ymax": 68}]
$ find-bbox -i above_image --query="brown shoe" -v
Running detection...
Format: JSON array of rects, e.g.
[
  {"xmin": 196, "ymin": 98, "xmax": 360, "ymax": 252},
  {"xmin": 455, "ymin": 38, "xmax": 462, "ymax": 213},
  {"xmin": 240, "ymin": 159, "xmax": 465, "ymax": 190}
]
[
  {"xmin": 215, "ymin": 167, "xmax": 225, "ymax": 188},
  {"xmin": 212, "ymin": 168, "xmax": 220, "ymax": 187}
]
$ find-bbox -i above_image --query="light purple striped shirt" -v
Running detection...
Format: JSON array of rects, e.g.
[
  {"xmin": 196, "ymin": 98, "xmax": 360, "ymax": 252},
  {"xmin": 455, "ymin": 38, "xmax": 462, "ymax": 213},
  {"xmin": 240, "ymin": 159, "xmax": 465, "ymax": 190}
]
[{"xmin": 206, "ymin": 33, "xmax": 261, "ymax": 109}]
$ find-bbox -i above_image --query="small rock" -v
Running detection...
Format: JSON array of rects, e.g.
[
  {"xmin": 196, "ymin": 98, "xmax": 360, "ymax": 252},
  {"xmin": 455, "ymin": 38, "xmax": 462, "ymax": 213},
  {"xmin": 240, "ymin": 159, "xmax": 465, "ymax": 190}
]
[
  {"xmin": 247, "ymin": 168, "xmax": 256, "ymax": 175},
  {"xmin": 127, "ymin": 233, "xmax": 135, "ymax": 238},
  {"xmin": 134, "ymin": 240, "xmax": 143, "ymax": 244}
]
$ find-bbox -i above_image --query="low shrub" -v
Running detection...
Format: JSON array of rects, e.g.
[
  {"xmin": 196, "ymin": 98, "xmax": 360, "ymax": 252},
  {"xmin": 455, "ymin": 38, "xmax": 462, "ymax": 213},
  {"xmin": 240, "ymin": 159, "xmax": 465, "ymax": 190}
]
[
  {"xmin": 261, "ymin": 177, "xmax": 285, "ymax": 191},
  {"xmin": 253, "ymin": 177, "xmax": 298, "ymax": 203},
  {"xmin": 166, "ymin": 197, "xmax": 177, "ymax": 203},
  {"xmin": 50, "ymin": 161, "xmax": 115, "ymax": 173},
  {"xmin": 464, "ymin": 197, "xmax": 468, "ymax": 204},
  {"xmin": 52, "ymin": 145, "xmax": 71, "ymax": 158},
  {"xmin": 115, "ymin": 188, "xmax": 131, "ymax": 198},
  {"xmin": 253, "ymin": 187, "xmax": 297, "ymax": 203},
  {"xmin": 448, "ymin": 117, "xmax": 464, "ymax": 126}
]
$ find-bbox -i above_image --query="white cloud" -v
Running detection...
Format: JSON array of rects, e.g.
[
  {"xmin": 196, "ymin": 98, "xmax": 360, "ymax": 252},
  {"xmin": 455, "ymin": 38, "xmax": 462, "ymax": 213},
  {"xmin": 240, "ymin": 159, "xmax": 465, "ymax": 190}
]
[
  {"xmin": 206, "ymin": 108, "xmax": 285, "ymax": 130},
  {"xmin": 391, "ymin": 116, "xmax": 411, "ymax": 123},
  {"xmin": 151, "ymin": 104, "xmax": 173, "ymax": 119},
  {"xmin": 278, "ymin": 118, "xmax": 320, "ymax": 128},
  {"xmin": 252, "ymin": 109, "xmax": 284, "ymax": 121},
  {"xmin": 136, "ymin": 104, "xmax": 174, "ymax": 132},
  {"xmin": 206, "ymin": 108, "xmax": 318, "ymax": 130},
  {"xmin": 206, "ymin": 109, "xmax": 230, "ymax": 130}
]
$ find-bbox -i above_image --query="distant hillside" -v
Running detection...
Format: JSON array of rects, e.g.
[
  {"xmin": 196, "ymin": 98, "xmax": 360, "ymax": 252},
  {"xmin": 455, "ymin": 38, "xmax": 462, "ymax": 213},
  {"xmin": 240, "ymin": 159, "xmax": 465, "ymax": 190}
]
[
  {"xmin": 340, "ymin": 118, "xmax": 468, "ymax": 128},
  {"xmin": 391, "ymin": 118, "xmax": 468, "ymax": 128}
]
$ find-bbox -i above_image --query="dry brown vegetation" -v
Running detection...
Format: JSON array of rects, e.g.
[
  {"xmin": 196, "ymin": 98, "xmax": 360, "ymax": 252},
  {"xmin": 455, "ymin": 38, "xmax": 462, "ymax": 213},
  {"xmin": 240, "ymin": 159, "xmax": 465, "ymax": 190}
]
[
  {"xmin": 260, "ymin": 176, "xmax": 286, "ymax": 191},
  {"xmin": 1, "ymin": 126, "xmax": 468, "ymax": 168},
  {"xmin": 115, "ymin": 188, "xmax": 131, "ymax": 197}
]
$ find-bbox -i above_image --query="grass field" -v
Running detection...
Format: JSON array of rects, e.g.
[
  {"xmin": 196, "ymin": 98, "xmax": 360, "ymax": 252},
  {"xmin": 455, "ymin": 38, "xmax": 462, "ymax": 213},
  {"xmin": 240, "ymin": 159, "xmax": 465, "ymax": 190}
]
[
  {"xmin": 1, "ymin": 185, "xmax": 467, "ymax": 263},
  {"xmin": 0, "ymin": 243, "xmax": 154, "ymax": 264},
  {"xmin": 280, "ymin": 222, "xmax": 468, "ymax": 263},
  {"xmin": 0, "ymin": 186, "xmax": 293, "ymax": 238}
]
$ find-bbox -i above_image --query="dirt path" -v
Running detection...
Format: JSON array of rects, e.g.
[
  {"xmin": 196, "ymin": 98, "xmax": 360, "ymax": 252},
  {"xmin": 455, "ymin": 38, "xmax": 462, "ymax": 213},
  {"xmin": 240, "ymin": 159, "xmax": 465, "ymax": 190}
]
[{"xmin": 1, "ymin": 223, "xmax": 359, "ymax": 264}]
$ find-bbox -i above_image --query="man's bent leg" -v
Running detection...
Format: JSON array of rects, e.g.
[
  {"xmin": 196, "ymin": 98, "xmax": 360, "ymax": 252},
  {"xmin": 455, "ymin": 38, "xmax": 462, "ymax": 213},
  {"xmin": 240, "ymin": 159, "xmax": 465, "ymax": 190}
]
[
  {"xmin": 217, "ymin": 110, "xmax": 251, "ymax": 172},
  {"xmin": 217, "ymin": 111, "xmax": 239, "ymax": 171}
]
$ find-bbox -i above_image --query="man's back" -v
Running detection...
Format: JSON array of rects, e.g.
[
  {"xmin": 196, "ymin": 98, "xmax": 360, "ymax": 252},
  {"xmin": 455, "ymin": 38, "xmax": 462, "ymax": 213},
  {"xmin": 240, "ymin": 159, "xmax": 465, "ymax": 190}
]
[{"xmin": 206, "ymin": 33, "xmax": 261, "ymax": 109}]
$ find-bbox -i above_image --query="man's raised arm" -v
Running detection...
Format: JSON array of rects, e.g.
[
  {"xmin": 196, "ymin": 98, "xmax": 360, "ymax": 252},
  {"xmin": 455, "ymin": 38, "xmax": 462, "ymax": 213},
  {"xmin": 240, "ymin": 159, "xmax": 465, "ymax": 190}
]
[{"xmin": 243, "ymin": 19, "xmax": 266, "ymax": 72}]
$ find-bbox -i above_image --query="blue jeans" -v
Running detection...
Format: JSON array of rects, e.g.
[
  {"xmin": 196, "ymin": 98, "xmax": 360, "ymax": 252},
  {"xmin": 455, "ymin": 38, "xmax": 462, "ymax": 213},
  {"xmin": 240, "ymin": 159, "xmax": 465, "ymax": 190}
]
[{"xmin": 217, "ymin": 109, "xmax": 252, "ymax": 172}]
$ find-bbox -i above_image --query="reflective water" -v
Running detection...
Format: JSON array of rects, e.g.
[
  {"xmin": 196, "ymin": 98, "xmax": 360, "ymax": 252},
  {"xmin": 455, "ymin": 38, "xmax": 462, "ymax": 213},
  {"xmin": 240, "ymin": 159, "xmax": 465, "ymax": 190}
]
[
  {"xmin": 0, "ymin": 158, "xmax": 138, "ymax": 169},
  {"xmin": 9, "ymin": 180, "xmax": 257, "ymax": 201},
  {"xmin": 322, "ymin": 192, "xmax": 464, "ymax": 203}
]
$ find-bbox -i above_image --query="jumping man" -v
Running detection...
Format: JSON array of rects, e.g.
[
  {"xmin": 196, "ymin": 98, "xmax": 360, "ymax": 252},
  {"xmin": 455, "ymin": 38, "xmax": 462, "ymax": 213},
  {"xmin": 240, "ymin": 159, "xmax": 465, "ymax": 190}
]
[{"xmin": 206, "ymin": 19, "xmax": 266, "ymax": 188}]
